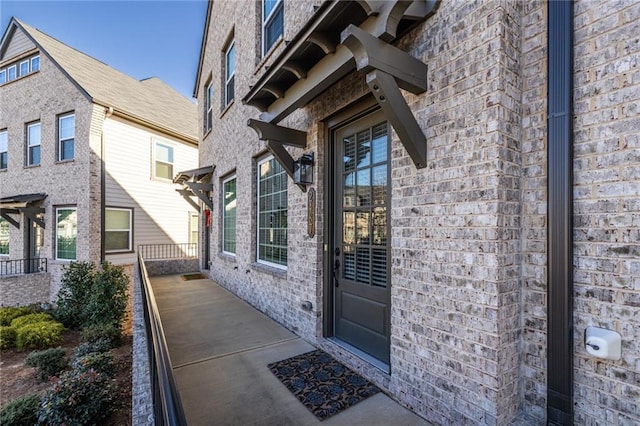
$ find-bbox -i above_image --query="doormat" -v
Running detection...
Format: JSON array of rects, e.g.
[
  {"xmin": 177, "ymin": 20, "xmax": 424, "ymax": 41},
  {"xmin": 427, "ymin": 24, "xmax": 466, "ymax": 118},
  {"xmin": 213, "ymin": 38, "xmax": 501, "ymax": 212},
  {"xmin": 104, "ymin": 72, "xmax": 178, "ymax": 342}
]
[
  {"xmin": 181, "ymin": 273, "xmax": 205, "ymax": 281},
  {"xmin": 268, "ymin": 349, "xmax": 380, "ymax": 420}
]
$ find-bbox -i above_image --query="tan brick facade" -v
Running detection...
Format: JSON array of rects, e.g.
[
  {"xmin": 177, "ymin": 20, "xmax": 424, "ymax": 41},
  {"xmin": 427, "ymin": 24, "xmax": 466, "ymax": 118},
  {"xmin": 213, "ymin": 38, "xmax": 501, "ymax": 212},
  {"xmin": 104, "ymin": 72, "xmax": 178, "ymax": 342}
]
[{"xmin": 195, "ymin": 1, "xmax": 639, "ymax": 424}]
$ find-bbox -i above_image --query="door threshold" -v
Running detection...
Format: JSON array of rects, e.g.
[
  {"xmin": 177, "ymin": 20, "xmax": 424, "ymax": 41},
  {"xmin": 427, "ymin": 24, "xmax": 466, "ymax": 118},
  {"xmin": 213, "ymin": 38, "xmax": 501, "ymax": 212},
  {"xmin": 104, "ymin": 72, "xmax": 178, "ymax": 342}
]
[{"xmin": 328, "ymin": 337, "xmax": 390, "ymax": 374}]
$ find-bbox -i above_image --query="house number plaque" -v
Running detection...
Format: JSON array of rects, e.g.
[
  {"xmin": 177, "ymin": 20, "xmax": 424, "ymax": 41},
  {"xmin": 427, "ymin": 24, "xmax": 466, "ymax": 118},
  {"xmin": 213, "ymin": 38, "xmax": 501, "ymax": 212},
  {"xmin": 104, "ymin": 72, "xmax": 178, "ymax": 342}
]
[{"xmin": 308, "ymin": 188, "xmax": 316, "ymax": 238}]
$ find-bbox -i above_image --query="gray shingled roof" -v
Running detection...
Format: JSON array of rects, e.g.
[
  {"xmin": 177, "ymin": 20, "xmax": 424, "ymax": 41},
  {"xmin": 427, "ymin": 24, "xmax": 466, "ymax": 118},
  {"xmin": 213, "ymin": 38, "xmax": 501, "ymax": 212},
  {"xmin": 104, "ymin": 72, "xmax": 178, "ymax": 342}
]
[{"xmin": 15, "ymin": 19, "xmax": 197, "ymax": 141}]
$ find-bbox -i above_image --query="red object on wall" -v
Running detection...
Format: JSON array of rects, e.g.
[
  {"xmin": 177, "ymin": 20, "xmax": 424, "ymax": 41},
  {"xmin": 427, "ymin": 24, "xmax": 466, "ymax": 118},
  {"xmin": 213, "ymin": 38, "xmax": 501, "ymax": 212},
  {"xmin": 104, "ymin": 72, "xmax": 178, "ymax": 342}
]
[{"xmin": 204, "ymin": 209, "xmax": 211, "ymax": 228}]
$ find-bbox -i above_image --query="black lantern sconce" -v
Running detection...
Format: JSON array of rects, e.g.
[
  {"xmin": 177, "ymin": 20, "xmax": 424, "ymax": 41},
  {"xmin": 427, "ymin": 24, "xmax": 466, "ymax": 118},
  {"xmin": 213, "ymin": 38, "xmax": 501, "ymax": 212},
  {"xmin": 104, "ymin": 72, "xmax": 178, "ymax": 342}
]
[{"xmin": 294, "ymin": 153, "xmax": 314, "ymax": 186}]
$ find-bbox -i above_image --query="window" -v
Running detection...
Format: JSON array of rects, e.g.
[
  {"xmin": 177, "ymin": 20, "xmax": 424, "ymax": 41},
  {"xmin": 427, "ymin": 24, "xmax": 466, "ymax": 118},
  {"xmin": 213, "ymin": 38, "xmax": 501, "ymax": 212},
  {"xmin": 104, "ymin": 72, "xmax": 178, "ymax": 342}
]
[
  {"xmin": 105, "ymin": 208, "xmax": 132, "ymax": 252},
  {"xmin": 56, "ymin": 207, "xmax": 77, "ymax": 260},
  {"xmin": 0, "ymin": 70, "xmax": 5, "ymax": 84},
  {"xmin": 204, "ymin": 82, "xmax": 213, "ymax": 133},
  {"xmin": 225, "ymin": 41, "xmax": 235, "ymax": 106},
  {"xmin": 263, "ymin": 0, "xmax": 284, "ymax": 56},
  {"xmin": 31, "ymin": 56, "xmax": 40, "ymax": 72},
  {"xmin": 154, "ymin": 142, "xmax": 174, "ymax": 180},
  {"xmin": 0, "ymin": 217, "xmax": 8, "ymax": 255},
  {"xmin": 58, "ymin": 113, "xmax": 75, "ymax": 161},
  {"xmin": 8, "ymin": 65, "xmax": 16, "ymax": 81},
  {"xmin": 257, "ymin": 156, "xmax": 287, "ymax": 268},
  {"xmin": 0, "ymin": 130, "xmax": 7, "ymax": 170},
  {"xmin": 19, "ymin": 60, "xmax": 29, "ymax": 77},
  {"xmin": 189, "ymin": 212, "xmax": 199, "ymax": 245},
  {"xmin": 27, "ymin": 122, "xmax": 41, "ymax": 166},
  {"xmin": 222, "ymin": 175, "xmax": 237, "ymax": 254}
]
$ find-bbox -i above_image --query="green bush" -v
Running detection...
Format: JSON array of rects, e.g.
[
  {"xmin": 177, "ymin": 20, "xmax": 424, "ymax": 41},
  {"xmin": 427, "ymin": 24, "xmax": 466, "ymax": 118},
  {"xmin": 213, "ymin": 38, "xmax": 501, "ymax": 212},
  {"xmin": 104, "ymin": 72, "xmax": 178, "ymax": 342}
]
[
  {"xmin": 15, "ymin": 321, "xmax": 64, "ymax": 350},
  {"xmin": 84, "ymin": 262, "xmax": 129, "ymax": 328},
  {"xmin": 55, "ymin": 262, "xmax": 96, "ymax": 328},
  {"xmin": 38, "ymin": 368, "xmax": 112, "ymax": 425},
  {"xmin": 25, "ymin": 348, "xmax": 68, "ymax": 381},
  {"xmin": 72, "ymin": 352, "xmax": 116, "ymax": 378},
  {"xmin": 81, "ymin": 323, "xmax": 122, "ymax": 348},
  {"xmin": 73, "ymin": 338, "xmax": 112, "ymax": 358},
  {"xmin": 0, "ymin": 307, "xmax": 32, "ymax": 326},
  {"xmin": 10, "ymin": 313, "xmax": 54, "ymax": 329},
  {"xmin": 0, "ymin": 393, "xmax": 40, "ymax": 426},
  {"xmin": 0, "ymin": 326, "xmax": 17, "ymax": 350}
]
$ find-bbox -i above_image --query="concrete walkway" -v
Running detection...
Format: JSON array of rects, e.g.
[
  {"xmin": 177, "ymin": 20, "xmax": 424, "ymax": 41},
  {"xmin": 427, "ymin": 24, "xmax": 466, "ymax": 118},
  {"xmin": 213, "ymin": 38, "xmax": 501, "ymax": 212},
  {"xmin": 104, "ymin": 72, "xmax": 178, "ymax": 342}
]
[{"xmin": 150, "ymin": 274, "xmax": 429, "ymax": 426}]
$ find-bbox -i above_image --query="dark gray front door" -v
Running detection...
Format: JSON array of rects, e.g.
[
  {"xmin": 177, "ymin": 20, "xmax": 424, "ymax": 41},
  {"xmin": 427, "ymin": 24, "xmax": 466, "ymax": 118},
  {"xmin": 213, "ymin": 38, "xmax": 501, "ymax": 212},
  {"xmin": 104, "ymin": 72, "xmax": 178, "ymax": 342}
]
[{"xmin": 332, "ymin": 109, "xmax": 390, "ymax": 365}]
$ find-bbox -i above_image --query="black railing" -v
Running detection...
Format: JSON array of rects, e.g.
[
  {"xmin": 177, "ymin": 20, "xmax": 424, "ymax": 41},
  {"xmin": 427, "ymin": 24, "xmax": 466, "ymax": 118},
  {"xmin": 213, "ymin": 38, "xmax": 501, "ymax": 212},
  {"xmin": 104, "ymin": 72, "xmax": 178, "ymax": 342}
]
[
  {"xmin": 138, "ymin": 253, "xmax": 187, "ymax": 425},
  {"xmin": 0, "ymin": 258, "xmax": 47, "ymax": 276},
  {"xmin": 138, "ymin": 244, "xmax": 198, "ymax": 260}
]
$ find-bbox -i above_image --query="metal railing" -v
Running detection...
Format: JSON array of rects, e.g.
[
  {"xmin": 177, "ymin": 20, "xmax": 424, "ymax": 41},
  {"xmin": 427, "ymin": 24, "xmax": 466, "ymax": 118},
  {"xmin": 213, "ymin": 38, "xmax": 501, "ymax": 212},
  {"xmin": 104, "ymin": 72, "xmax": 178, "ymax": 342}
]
[
  {"xmin": 138, "ymin": 253, "xmax": 187, "ymax": 425},
  {"xmin": 0, "ymin": 258, "xmax": 48, "ymax": 276},
  {"xmin": 138, "ymin": 243, "xmax": 198, "ymax": 260}
]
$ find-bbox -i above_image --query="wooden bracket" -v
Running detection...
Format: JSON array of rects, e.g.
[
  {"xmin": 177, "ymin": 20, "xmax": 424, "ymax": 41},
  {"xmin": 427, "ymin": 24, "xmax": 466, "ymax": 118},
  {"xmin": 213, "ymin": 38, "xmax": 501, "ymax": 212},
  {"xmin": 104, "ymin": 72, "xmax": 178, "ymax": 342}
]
[
  {"xmin": 0, "ymin": 209, "xmax": 20, "ymax": 228},
  {"xmin": 22, "ymin": 207, "xmax": 45, "ymax": 229}
]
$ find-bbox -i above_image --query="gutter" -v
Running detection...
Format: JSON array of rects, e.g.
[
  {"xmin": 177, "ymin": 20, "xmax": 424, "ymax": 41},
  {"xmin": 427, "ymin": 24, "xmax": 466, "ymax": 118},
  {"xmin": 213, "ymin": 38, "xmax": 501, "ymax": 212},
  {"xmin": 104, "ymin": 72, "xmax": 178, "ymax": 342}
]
[{"xmin": 546, "ymin": 1, "xmax": 574, "ymax": 424}]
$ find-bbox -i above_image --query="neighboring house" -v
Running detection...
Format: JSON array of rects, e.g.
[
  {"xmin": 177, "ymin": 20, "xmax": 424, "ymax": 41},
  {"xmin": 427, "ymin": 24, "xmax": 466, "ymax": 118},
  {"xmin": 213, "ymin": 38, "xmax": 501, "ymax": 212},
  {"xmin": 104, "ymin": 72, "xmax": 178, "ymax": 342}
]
[
  {"xmin": 0, "ymin": 18, "xmax": 199, "ymax": 305},
  {"xmin": 194, "ymin": 1, "xmax": 639, "ymax": 425}
]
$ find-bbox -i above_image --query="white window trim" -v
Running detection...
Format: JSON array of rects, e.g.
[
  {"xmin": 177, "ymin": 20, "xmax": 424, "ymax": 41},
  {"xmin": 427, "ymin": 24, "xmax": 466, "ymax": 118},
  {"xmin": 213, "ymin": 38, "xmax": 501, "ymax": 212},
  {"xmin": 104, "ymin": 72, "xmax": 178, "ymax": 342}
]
[
  {"xmin": 105, "ymin": 207, "xmax": 133, "ymax": 253},
  {"xmin": 204, "ymin": 81, "xmax": 213, "ymax": 133},
  {"xmin": 225, "ymin": 41, "xmax": 235, "ymax": 106},
  {"xmin": 262, "ymin": 0, "xmax": 284, "ymax": 56},
  {"xmin": 58, "ymin": 113, "xmax": 75, "ymax": 161},
  {"xmin": 222, "ymin": 174, "xmax": 237, "ymax": 256},
  {"xmin": 256, "ymin": 156, "xmax": 288, "ymax": 270},
  {"xmin": 189, "ymin": 212, "xmax": 199, "ymax": 245},
  {"xmin": 55, "ymin": 206, "xmax": 77, "ymax": 261},
  {"xmin": 152, "ymin": 141, "xmax": 175, "ymax": 181},
  {"xmin": 27, "ymin": 122, "xmax": 41, "ymax": 166},
  {"xmin": 31, "ymin": 56, "xmax": 40, "ymax": 71},
  {"xmin": 0, "ymin": 129, "xmax": 7, "ymax": 170},
  {"xmin": 0, "ymin": 217, "xmax": 9, "ymax": 257},
  {"xmin": 7, "ymin": 65, "xmax": 16, "ymax": 81},
  {"xmin": 19, "ymin": 60, "xmax": 29, "ymax": 76}
]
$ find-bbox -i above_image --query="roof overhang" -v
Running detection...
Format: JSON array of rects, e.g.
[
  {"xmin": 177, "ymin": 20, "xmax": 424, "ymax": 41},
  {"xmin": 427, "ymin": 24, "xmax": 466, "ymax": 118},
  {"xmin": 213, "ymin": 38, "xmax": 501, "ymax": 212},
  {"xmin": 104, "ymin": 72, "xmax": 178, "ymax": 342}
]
[
  {"xmin": 244, "ymin": 0, "xmax": 439, "ymax": 173},
  {"xmin": 0, "ymin": 193, "xmax": 47, "ymax": 229},
  {"xmin": 173, "ymin": 166, "xmax": 214, "ymax": 210}
]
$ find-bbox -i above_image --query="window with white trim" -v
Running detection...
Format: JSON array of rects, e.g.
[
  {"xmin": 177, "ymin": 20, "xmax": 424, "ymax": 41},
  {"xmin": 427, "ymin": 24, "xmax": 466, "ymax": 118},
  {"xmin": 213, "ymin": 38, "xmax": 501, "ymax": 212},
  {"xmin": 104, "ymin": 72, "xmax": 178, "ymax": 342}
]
[
  {"xmin": 189, "ymin": 212, "xmax": 199, "ymax": 245},
  {"xmin": 56, "ymin": 207, "xmax": 77, "ymax": 260},
  {"xmin": 257, "ymin": 156, "xmax": 287, "ymax": 268},
  {"xmin": 27, "ymin": 122, "xmax": 41, "ymax": 166},
  {"xmin": 0, "ymin": 70, "xmax": 5, "ymax": 84},
  {"xmin": 222, "ymin": 175, "xmax": 237, "ymax": 255},
  {"xmin": 263, "ymin": 0, "xmax": 284, "ymax": 56},
  {"xmin": 31, "ymin": 56, "xmax": 40, "ymax": 72},
  {"xmin": 58, "ymin": 113, "xmax": 75, "ymax": 161},
  {"xmin": 105, "ymin": 208, "xmax": 133, "ymax": 252},
  {"xmin": 19, "ymin": 60, "xmax": 29, "ymax": 77},
  {"xmin": 154, "ymin": 142, "xmax": 174, "ymax": 180},
  {"xmin": 0, "ymin": 55, "xmax": 39, "ymax": 85},
  {"xmin": 225, "ymin": 41, "xmax": 235, "ymax": 106},
  {"xmin": 204, "ymin": 81, "xmax": 213, "ymax": 133},
  {"xmin": 7, "ymin": 65, "xmax": 16, "ymax": 81},
  {"xmin": 0, "ymin": 217, "xmax": 9, "ymax": 255},
  {"xmin": 0, "ymin": 130, "xmax": 7, "ymax": 170}
]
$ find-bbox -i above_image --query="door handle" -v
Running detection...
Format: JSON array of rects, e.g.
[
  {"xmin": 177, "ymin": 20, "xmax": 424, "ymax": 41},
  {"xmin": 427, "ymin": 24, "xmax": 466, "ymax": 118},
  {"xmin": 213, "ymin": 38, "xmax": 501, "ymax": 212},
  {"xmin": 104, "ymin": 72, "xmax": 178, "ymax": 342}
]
[{"xmin": 333, "ymin": 259, "xmax": 340, "ymax": 287}]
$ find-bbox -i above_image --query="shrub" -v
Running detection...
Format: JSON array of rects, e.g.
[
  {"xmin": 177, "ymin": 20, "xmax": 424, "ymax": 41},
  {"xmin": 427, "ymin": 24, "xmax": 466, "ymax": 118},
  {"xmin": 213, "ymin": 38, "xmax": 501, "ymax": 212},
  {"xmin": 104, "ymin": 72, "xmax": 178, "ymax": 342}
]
[
  {"xmin": 25, "ymin": 348, "xmax": 68, "ymax": 381},
  {"xmin": 84, "ymin": 262, "xmax": 129, "ymax": 328},
  {"xmin": 0, "ymin": 307, "xmax": 32, "ymax": 326},
  {"xmin": 72, "ymin": 352, "xmax": 116, "ymax": 378},
  {"xmin": 38, "ymin": 368, "xmax": 112, "ymax": 425},
  {"xmin": 15, "ymin": 321, "xmax": 64, "ymax": 350},
  {"xmin": 0, "ymin": 326, "xmax": 16, "ymax": 350},
  {"xmin": 73, "ymin": 338, "xmax": 112, "ymax": 358},
  {"xmin": 55, "ymin": 262, "xmax": 96, "ymax": 328},
  {"xmin": 0, "ymin": 393, "xmax": 40, "ymax": 426},
  {"xmin": 10, "ymin": 313, "xmax": 54, "ymax": 329},
  {"xmin": 81, "ymin": 323, "xmax": 122, "ymax": 348}
]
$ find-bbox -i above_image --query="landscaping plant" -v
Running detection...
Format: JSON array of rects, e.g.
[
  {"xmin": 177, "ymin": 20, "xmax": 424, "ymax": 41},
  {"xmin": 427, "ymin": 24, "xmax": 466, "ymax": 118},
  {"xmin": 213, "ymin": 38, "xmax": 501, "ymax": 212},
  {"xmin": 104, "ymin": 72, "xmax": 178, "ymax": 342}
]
[
  {"xmin": 71, "ymin": 351, "xmax": 116, "ymax": 378},
  {"xmin": 25, "ymin": 348, "xmax": 68, "ymax": 381},
  {"xmin": 55, "ymin": 262, "xmax": 96, "ymax": 328},
  {"xmin": 10, "ymin": 313, "xmax": 54, "ymax": 329},
  {"xmin": 0, "ymin": 394, "xmax": 40, "ymax": 426},
  {"xmin": 0, "ymin": 307, "xmax": 31, "ymax": 326},
  {"xmin": 0, "ymin": 325, "xmax": 17, "ymax": 350},
  {"xmin": 15, "ymin": 321, "xmax": 65, "ymax": 350}
]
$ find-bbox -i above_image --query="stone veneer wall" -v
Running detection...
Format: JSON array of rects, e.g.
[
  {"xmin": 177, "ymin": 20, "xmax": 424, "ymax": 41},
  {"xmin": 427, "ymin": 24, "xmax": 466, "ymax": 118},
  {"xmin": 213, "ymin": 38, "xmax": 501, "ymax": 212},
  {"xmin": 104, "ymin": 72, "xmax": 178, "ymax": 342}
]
[
  {"xmin": 0, "ymin": 273, "xmax": 50, "ymax": 306},
  {"xmin": 143, "ymin": 258, "xmax": 200, "ymax": 277},
  {"xmin": 132, "ymin": 263, "xmax": 153, "ymax": 425}
]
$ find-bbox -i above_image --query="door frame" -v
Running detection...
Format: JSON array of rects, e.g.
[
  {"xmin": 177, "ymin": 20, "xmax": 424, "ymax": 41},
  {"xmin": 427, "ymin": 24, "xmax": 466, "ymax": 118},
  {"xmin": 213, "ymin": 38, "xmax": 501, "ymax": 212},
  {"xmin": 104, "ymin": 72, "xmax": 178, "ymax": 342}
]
[{"xmin": 322, "ymin": 95, "xmax": 385, "ymax": 341}]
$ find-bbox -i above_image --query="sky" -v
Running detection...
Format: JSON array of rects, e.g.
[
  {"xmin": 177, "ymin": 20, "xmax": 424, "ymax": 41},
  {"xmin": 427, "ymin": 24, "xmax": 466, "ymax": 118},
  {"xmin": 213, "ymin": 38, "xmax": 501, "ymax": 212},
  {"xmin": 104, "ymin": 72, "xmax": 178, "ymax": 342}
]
[{"xmin": 0, "ymin": 0, "xmax": 208, "ymax": 99}]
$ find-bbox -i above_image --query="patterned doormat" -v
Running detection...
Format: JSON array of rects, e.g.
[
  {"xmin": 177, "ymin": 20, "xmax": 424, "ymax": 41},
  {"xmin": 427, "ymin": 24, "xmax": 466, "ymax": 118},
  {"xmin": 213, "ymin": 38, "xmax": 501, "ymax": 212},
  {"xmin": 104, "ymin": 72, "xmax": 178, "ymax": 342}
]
[
  {"xmin": 181, "ymin": 273, "xmax": 205, "ymax": 281},
  {"xmin": 268, "ymin": 349, "xmax": 380, "ymax": 420}
]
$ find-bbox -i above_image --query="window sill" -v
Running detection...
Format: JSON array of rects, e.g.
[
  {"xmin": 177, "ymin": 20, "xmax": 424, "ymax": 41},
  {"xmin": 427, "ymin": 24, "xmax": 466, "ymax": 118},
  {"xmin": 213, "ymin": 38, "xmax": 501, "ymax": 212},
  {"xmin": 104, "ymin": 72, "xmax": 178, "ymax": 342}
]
[
  {"xmin": 254, "ymin": 37, "xmax": 284, "ymax": 76},
  {"xmin": 55, "ymin": 159, "xmax": 75, "ymax": 165},
  {"xmin": 219, "ymin": 100, "xmax": 234, "ymax": 119},
  {"xmin": 151, "ymin": 176, "xmax": 174, "ymax": 184},
  {"xmin": 250, "ymin": 261, "xmax": 287, "ymax": 277},
  {"xmin": 24, "ymin": 164, "xmax": 41, "ymax": 169},
  {"xmin": 0, "ymin": 168, "xmax": 6, "ymax": 172},
  {"xmin": 0, "ymin": 70, "xmax": 39, "ymax": 87},
  {"xmin": 106, "ymin": 250, "xmax": 134, "ymax": 255}
]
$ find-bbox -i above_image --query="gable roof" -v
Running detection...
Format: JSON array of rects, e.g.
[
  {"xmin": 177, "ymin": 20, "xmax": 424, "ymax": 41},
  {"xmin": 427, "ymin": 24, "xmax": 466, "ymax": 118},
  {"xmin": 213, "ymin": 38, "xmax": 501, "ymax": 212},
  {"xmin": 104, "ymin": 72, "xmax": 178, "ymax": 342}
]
[{"xmin": 1, "ymin": 18, "xmax": 197, "ymax": 143}]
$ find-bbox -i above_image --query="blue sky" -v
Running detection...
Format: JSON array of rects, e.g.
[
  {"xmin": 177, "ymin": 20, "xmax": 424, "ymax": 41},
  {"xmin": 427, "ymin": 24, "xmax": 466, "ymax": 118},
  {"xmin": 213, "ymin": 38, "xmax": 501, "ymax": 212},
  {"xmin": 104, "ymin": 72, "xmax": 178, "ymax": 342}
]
[{"xmin": 0, "ymin": 0, "xmax": 208, "ymax": 99}]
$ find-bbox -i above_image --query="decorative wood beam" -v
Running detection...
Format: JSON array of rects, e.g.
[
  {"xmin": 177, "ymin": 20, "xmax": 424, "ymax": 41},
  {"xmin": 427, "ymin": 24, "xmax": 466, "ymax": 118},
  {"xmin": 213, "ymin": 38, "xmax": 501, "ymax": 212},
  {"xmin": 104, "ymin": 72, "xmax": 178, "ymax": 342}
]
[
  {"xmin": 307, "ymin": 32, "xmax": 336, "ymax": 54},
  {"xmin": 404, "ymin": 0, "xmax": 440, "ymax": 20},
  {"xmin": 176, "ymin": 189, "xmax": 205, "ymax": 212},
  {"xmin": 366, "ymin": 69, "xmax": 427, "ymax": 168},
  {"xmin": 371, "ymin": 0, "xmax": 413, "ymax": 42},
  {"xmin": 265, "ymin": 141, "xmax": 307, "ymax": 193},
  {"xmin": 0, "ymin": 210, "xmax": 20, "ymax": 228},
  {"xmin": 184, "ymin": 182, "xmax": 213, "ymax": 210},
  {"xmin": 247, "ymin": 119, "xmax": 307, "ymax": 147},
  {"xmin": 341, "ymin": 24, "xmax": 427, "ymax": 94},
  {"xmin": 282, "ymin": 62, "xmax": 307, "ymax": 79},
  {"xmin": 21, "ymin": 207, "xmax": 45, "ymax": 229},
  {"xmin": 263, "ymin": 84, "xmax": 285, "ymax": 99}
]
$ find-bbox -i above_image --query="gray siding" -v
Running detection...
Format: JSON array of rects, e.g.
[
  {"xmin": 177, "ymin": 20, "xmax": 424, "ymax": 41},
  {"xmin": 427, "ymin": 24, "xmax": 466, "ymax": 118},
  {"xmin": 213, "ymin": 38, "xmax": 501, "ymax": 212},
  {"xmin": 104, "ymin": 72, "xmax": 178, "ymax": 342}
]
[{"xmin": 1, "ymin": 27, "xmax": 35, "ymax": 61}]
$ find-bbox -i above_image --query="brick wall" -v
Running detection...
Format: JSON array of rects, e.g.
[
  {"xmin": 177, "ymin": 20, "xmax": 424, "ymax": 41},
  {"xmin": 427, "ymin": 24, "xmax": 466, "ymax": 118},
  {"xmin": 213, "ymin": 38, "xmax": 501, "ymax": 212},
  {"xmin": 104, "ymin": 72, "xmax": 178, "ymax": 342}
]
[{"xmin": 0, "ymin": 272, "xmax": 50, "ymax": 306}]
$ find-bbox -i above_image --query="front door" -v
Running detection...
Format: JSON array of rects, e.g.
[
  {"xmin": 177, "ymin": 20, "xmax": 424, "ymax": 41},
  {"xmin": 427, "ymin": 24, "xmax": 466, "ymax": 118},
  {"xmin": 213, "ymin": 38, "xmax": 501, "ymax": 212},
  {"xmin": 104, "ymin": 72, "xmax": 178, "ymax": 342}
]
[
  {"xmin": 25, "ymin": 216, "xmax": 44, "ymax": 273},
  {"xmin": 331, "ymin": 109, "xmax": 391, "ymax": 366}
]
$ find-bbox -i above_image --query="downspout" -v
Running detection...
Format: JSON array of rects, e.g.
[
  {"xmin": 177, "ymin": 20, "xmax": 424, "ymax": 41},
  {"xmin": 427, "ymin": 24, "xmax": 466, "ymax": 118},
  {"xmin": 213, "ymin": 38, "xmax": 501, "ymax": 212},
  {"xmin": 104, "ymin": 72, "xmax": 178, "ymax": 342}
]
[{"xmin": 547, "ymin": 1, "xmax": 573, "ymax": 425}]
